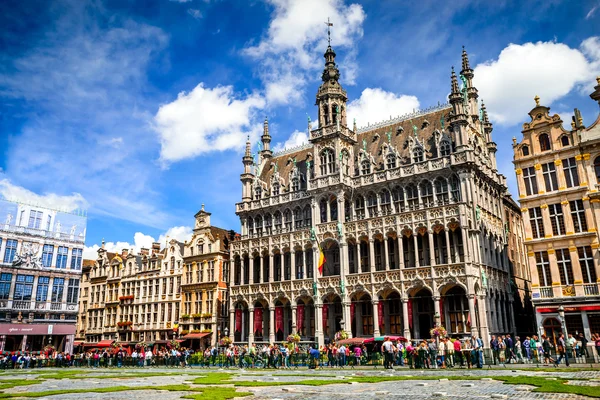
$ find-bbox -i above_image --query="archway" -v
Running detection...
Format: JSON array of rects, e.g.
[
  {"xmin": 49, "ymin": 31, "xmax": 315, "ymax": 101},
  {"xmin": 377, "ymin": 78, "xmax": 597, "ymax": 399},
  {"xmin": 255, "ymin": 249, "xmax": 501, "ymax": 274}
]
[
  {"xmin": 441, "ymin": 285, "xmax": 469, "ymax": 337},
  {"xmin": 296, "ymin": 297, "xmax": 315, "ymax": 341},
  {"xmin": 351, "ymin": 292, "xmax": 373, "ymax": 337},
  {"xmin": 233, "ymin": 302, "xmax": 249, "ymax": 343},
  {"xmin": 322, "ymin": 294, "xmax": 343, "ymax": 342},
  {"xmin": 253, "ymin": 300, "xmax": 269, "ymax": 343},
  {"xmin": 543, "ymin": 317, "xmax": 561, "ymax": 346},
  {"xmin": 410, "ymin": 288, "xmax": 434, "ymax": 339},
  {"xmin": 322, "ymin": 240, "xmax": 340, "ymax": 276},
  {"xmin": 274, "ymin": 299, "xmax": 292, "ymax": 342},
  {"xmin": 381, "ymin": 291, "xmax": 403, "ymax": 335}
]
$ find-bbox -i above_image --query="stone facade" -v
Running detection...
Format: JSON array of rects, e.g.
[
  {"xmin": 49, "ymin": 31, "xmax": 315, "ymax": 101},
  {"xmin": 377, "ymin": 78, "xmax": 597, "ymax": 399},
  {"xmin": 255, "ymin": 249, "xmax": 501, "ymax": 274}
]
[
  {"xmin": 513, "ymin": 79, "xmax": 600, "ymax": 344},
  {"xmin": 229, "ymin": 45, "xmax": 516, "ymax": 347},
  {"xmin": 0, "ymin": 198, "xmax": 87, "ymax": 353}
]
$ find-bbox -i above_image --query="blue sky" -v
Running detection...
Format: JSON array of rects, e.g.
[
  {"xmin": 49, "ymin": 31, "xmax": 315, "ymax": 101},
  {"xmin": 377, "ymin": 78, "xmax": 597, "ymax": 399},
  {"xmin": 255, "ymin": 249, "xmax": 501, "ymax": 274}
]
[{"xmin": 1, "ymin": 0, "xmax": 599, "ymax": 258}]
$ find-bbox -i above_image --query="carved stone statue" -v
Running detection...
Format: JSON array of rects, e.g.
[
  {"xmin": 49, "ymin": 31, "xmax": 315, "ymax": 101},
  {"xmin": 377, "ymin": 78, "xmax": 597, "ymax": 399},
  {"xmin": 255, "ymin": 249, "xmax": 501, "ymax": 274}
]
[
  {"xmin": 5, "ymin": 213, "xmax": 12, "ymax": 226},
  {"xmin": 55, "ymin": 221, "xmax": 61, "ymax": 233},
  {"xmin": 70, "ymin": 224, "xmax": 77, "ymax": 236}
]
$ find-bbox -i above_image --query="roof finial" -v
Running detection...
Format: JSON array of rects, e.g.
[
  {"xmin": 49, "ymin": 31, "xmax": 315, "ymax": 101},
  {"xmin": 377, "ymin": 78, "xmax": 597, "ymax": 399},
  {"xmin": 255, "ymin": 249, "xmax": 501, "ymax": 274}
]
[
  {"xmin": 325, "ymin": 18, "xmax": 333, "ymax": 46},
  {"xmin": 534, "ymin": 95, "xmax": 540, "ymax": 107},
  {"xmin": 201, "ymin": 203, "xmax": 205, "ymax": 211}
]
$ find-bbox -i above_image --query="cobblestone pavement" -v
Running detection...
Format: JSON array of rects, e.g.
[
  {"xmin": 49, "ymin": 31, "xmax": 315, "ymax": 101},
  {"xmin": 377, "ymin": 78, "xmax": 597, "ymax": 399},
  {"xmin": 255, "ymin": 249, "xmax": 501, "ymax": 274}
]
[{"xmin": 1, "ymin": 367, "xmax": 599, "ymax": 399}]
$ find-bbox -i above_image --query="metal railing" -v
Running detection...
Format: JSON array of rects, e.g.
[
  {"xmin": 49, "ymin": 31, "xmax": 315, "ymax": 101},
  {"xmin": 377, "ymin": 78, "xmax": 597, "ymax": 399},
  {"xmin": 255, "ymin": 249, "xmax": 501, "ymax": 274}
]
[
  {"xmin": 539, "ymin": 287, "xmax": 553, "ymax": 298},
  {"xmin": 583, "ymin": 283, "xmax": 599, "ymax": 296}
]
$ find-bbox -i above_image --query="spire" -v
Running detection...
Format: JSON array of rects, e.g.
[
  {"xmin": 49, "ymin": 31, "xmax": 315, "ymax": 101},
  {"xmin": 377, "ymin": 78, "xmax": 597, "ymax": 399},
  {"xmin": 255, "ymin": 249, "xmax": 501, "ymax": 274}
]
[
  {"xmin": 481, "ymin": 100, "xmax": 490, "ymax": 124},
  {"xmin": 244, "ymin": 135, "xmax": 251, "ymax": 158},
  {"xmin": 450, "ymin": 67, "xmax": 460, "ymax": 96},
  {"xmin": 590, "ymin": 76, "xmax": 600, "ymax": 106},
  {"xmin": 261, "ymin": 117, "xmax": 272, "ymax": 158},
  {"xmin": 461, "ymin": 46, "xmax": 471, "ymax": 72}
]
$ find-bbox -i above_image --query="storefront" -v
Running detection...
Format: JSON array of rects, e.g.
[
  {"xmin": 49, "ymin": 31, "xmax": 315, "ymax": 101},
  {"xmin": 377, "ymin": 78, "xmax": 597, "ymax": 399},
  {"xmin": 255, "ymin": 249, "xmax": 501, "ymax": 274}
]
[
  {"xmin": 535, "ymin": 305, "xmax": 600, "ymax": 346},
  {"xmin": 0, "ymin": 323, "xmax": 76, "ymax": 354}
]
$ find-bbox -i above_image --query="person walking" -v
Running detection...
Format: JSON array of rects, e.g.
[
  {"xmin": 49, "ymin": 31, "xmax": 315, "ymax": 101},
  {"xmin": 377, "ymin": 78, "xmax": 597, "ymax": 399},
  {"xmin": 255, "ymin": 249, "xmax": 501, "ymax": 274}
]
[
  {"xmin": 523, "ymin": 336, "xmax": 531, "ymax": 362},
  {"xmin": 338, "ymin": 344, "xmax": 347, "ymax": 368},
  {"xmin": 541, "ymin": 335, "xmax": 554, "ymax": 365},
  {"xmin": 577, "ymin": 333, "xmax": 589, "ymax": 358},
  {"xmin": 490, "ymin": 335, "xmax": 499, "ymax": 365},
  {"xmin": 514, "ymin": 336, "xmax": 523, "ymax": 363},
  {"xmin": 382, "ymin": 337, "xmax": 394, "ymax": 369},
  {"xmin": 555, "ymin": 333, "xmax": 570, "ymax": 367}
]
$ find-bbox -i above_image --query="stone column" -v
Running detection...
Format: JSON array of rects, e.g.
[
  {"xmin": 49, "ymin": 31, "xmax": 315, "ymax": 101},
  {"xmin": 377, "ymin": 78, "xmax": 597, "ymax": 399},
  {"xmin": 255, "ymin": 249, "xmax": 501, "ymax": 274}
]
[
  {"xmin": 383, "ymin": 236, "xmax": 390, "ymax": 270},
  {"xmin": 433, "ymin": 296, "xmax": 441, "ymax": 327},
  {"xmin": 468, "ymin": 294, "xmax": 478, "ymax": 335},
  {"xmin": 413, "ymin": 234, "xmax": 420, "ymax": 268},
  {"xmin": 357, "ymin": 241, "xmax": 363, "ymax": 272},
  {"xmin": 444, "ymin": 229, "xmax": 452, "ymax": 264},
  {"xmin": 291, "ymin": 306, "xmax": 297, "ymax": 334},
  {"xmin": 280, "ymin": 253, "xmax": 285, "ymax": 281},
  {"xmin": 315, "ymin": 304, "xmax": 324, "ymax": 348},
  {"xmin": 290, "ymin": 250, "xmax": 296, "ymax": 280},
  {"xmin": 402, "ymin": 298, "xmax": 411, "ymax": 340},
  {"xmin": 372, "ymin": 299, "xmax": 380, "ymax": 337},
  {"xmin": 398, "ymin": 234, "xmax": 405, "ymax": 269},
  {"xmin": 369, "ymin": 239, "xmax": 375, "ymax": 272},
  {"xmin": 269, "ymin": 254, "xmax": 274, "ymax": 282},
  {"xmin": 428, "ymin": 231, "xmax": 435, "ymax": 266},
  {"xmin": 260, "ymin": 255, "xmax": 264, "ymax": 284},
  {"xmin": 269, "ymin": 307, "xmax": 275, "ymax": 343},
  {"xmin": 229, "ymin": 308, "xmax": 235, "ymax": 341},
  {"xmin": 477, "ymin": 294, "xmax": 490, "ymax": 344},
  {"xmin": 248, "ymin": 307, "xmax": 254, "ymax": 345},
  {"xmin": 302, "ymin": 250, "xmax": 307, "ymax": 279},
  {"xmin": 249, "ymin": 258, "xmax": 254, "ymax": 285},
  {"xmin": 342, "ymin": 301, "xmax": 352, "ymax": 338},
  {"xmin": 240, "ymin": 257, "xmax": 245, "ymax": 286}
]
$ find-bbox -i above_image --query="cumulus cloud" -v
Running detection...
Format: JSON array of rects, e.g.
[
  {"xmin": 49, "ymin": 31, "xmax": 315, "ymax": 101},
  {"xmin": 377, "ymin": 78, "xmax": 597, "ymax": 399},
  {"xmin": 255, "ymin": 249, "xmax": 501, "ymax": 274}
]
[
  {"xmin": 244, "ymin": 0, "xmax": 365, "ymax": 106},
  {"xmin": 83, "ymin": 225, "xmax": 193, "ymax": 260},
  {"xmin": 473, "ymin": 37, "xmax": 600, "ymax": 126},
  {"xmin": 272, "ymin": 130, "xmax": 309, "ymax": 152},
  {"xmin": 347, "ymin": 88, "xmax": 420, "ymax": 129},
  {"xmin": 155, "ymin": 84, "xmax": 265, "ymax": 163},
  {"xmin": 0, "ymin": 179, "xmax": 88, "ymax": 212}
]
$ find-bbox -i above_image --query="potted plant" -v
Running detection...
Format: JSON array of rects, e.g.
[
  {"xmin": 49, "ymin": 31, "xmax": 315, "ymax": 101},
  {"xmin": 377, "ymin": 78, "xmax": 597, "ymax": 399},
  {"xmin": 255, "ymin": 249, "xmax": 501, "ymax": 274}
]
[
  {"xmin": 219, "ymin": 337, "xmax": 232, "ymax": 346},
  {"xmin": 286, "ymin": 333, "xmax": 301, "ymax": 343},
  {"xmin": 334, "ymin": 330, "xmax": 348, "ymax": 341}
]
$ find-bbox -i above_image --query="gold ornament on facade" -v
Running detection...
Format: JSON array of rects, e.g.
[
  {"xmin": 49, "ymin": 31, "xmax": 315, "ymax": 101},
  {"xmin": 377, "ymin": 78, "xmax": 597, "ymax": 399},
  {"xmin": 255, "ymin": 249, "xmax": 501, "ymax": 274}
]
[
  {"xmin": 554, "ymin": 159, "xmax": 562, "ymax": 166},
  {"xmin": 515, "ymin": 168, "xmax": 522, "ymax": 175},
  {"xmin": 562, "ymin": 285, "xmax": 575, "ymax": 296},
  {"xmin": 534, "ymin": 163, "xmax": 541, "ymax": 170},
  {"xmin": 534, "ymin": 95, "xmax": 540, "ymax": 106}
]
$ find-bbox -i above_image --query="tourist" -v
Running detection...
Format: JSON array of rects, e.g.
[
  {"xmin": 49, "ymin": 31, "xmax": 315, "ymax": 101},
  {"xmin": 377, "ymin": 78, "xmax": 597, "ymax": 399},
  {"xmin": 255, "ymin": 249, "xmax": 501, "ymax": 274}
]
[
  {"xmin": 541, "ymin": 334, "xmax": 554, "ymax": 365},
  {"xmin": 462, "ymin": 338, "xmax": 473, "ymax": 369},
  {"xmin": 308, "ymin": 346, "xmax": 320, "ymax": 369},
  {"xmin": 145, "ymin": 348, "xmax": 153, "ymax": 367},
  {"xmin": 566, "ymin": 333, "xmax": 577, "ymax": 359},
  {"xmin": 555, "ymin": 333, "xmax": 570, "ymax": 367},
  {"xmin": 396, "ymin": 340, "xmax": 405, "ymax": 367},
  {"xmin": 354, "ymin": 345, "xmax": 362, "ymax": 366},
  {"xmin": 438, "ymin": 338, "xmax": 446, "ymax": 368},
  {"xmin": 472, "ymin": 335, "xmax": 483, "ymax": 368},
  {"xmin": 530, "ymin": 336, "xmax": 538, "ymax": 363},
  {"xmin": 523, "ymin": 336, "xmax": 531, "ymax": 361},
  {"xmin": 514, "ymin": 336, "xmax": 523, "ymax": 363},
  {"xmin": 382, "ymin": 337, "xmax": 393, "ymax": 369},
  {"xmin": 490, "ymin": 335, "xmax": 499, "ymax": 365},
  {"xmin": 428, "ymin": 339, "xmax": 438, "ymax": 368},
  {"xmin": 594, "ymin": 333, "xmax": 600, "ymax": 361},
  {"xmin": 578, "ymin": 333, "xmax": 588, "ymax": 358}
]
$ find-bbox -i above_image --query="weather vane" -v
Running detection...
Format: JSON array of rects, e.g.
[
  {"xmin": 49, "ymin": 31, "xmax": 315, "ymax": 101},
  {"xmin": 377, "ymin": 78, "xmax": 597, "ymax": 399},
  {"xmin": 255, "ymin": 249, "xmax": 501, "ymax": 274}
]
[{"xmin": 325, "ymin": 18, "xmax": 333, "ymax": 45}]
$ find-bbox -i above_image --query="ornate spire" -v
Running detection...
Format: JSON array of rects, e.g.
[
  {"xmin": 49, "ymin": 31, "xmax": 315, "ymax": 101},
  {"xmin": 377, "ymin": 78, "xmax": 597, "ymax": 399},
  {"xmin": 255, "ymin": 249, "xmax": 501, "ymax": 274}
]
[
  {"xmin": 590, "ymin": 76, "xmax": 600, "ymax": 106},
  {"xmin": 450, "ymin": 67, "xmax": 460, "ymax": 95},
  {"xmin": 461, "ymin": 46, "xmax": 471, "ymax": 72},
  {"xmin": 481, "ymin": 100, "xmax": 490, "ymax": 123},
  {"xmin": 244, "ymin": 136, "xmax": 252, "ymax": 159},
  {"xmin": 261, "ymin": 117, "xmax": 272, "ymax": 157}
]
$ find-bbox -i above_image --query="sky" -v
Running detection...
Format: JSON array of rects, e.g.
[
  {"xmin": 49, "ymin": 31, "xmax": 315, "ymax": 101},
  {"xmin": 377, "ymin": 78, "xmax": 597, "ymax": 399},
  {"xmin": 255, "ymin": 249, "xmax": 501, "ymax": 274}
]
[{"xmin": 1, "ymin": 0, "xmax": 599, "ymax": 259}]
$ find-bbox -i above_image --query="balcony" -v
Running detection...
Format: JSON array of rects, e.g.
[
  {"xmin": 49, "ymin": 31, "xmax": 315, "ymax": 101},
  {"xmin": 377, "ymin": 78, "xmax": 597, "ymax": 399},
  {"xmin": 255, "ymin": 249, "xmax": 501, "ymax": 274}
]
[
  {"xmin": 13, "ymin": 301, "xmax": 31, "ymax": 310},
  {"xmin": 0, "ymin": 224, "xmax": 85, "ymax": 243},
  {"xmin": 583, "ymin": 283, "xmax": 600, "ymax": 296},
  {"xmin": 539, "ymin": 287, "xmax": 554, "ymax": 298}
]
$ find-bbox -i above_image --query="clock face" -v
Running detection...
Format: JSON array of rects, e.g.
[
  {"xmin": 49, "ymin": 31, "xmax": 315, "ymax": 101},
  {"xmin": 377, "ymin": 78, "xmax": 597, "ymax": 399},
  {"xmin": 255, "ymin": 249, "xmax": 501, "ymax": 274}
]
[{"xmin": 196, "ymin": 217, "xmax": 205, "ymax": 228}]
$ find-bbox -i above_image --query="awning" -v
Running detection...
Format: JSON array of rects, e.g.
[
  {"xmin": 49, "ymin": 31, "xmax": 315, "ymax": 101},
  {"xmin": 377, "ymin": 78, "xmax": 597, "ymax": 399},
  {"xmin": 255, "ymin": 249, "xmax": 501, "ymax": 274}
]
[
  {"xmin": 73, "ymin": 341, "xmax": 84, "ymax": 346},
  {"xmin": 154, "ymin": 340, "xmax": 168, "ymax": 344},
  {"xmin": 336, "ymin": 337, "xmax": 366, "ymax": 346},
  {"xmin": 182, "ymin": 332, "xmax": 211, "ymax": 340},
  {"xmin": 364, "ymin": 336, "xmax": 408, "ymax": 343},
  {"xmin": 83, "ymin": 342, "xmax": 98, "ymax": 347},
  {"xmin": 97, "ymin": 340, "xmax": 115, "ymax": 347}
]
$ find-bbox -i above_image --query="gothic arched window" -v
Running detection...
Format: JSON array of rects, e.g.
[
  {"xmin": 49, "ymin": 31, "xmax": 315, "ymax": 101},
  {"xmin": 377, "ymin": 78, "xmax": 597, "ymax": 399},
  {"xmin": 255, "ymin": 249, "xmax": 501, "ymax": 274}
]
[
  {"xmin": 406, "ymin": 184, "xmax": 418, "ymax": 210},
  {"xmin": 380, "ymin": 189, "xmax": 391, "ymax": 214},
  {"xmin": 440, "ymin": 140, "xmax": 451, "ymax": 157},
  {"xmin": 435, "ymin": 178, "xmax": 449, "ymax": 204},
  {"xmin": 361, "ymin": 158, "xmax": 371, "ymax": 175},
  {"xmin": 303, "ymin": 205, "xmax": 311, "ymax": 227},
  {"xmin": 274, "ymin": 211, "xmax": 282, "ymax": 232},
  {"xmin": 386, "ymin": 153, "xmax": 397, "ymax": 169},
  {"xmin": 420, "ymin": 180, "xmax": 434, "ymax": 207},
  {"xmin": 367, "ymin": 192, "xmax": 378, "ymax": 217},
  {"xmin": 293, "ymin": 207, "xmax": 302, "ymax": 229},
  {"xmin": 392, "ymin": 186, "xmax": 404, "ymax": 211},
  {"xmin": 355, "ymin": 195, "xmax": 365, "ymax": 219},
  {"xmin": 255, "ymin": 215, "xmax": 263, "ymax": 236},
  {"xmin": 413, "ymin": 146, "xmax": 424, "ymax": 163},
  {"xmin": 272, "ymin": 182, "xmax": 280, "ymax": 196},
  {"xmin": 283, "ymin": 209, "xmax": 292, "ymax": 230},
  {"xmin": 521, "ymin": 145, "xmax": 530, "ymax": 156},
  {"xmin": 254, "ymin": 185, "xmax": 262, "ymax": 200},
  {"xmin": 539, "ymin": 133, "xmax": 551, "ymax": 151},
  {"xmin": 291, "ymin": 177, "xmax": 299, "ymax": 192},
  {"xmin": 320, "ymin": 149, "xmax": 335, "ymax": 175},
  {"xmin": 332, "ymin": 103, "xmax": 339, "ymax": 125},
  {"xmin": 449, "ymin": 175, "xmax": 461, "ymax": 201},
  {"xmin": 320, "ymin": 198, "xmax": 328, "ymax": 223},
  {"xmin": 264, "ymin": 214, "xmax": 272, "ymax": 235}
]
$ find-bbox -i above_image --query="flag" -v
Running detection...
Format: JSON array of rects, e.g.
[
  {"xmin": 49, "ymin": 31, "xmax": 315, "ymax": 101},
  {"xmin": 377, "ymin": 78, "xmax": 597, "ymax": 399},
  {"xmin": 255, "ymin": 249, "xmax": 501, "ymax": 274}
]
[{"xmin": 318, "ymin": 241, "xmax": 326, "ymax": 275}]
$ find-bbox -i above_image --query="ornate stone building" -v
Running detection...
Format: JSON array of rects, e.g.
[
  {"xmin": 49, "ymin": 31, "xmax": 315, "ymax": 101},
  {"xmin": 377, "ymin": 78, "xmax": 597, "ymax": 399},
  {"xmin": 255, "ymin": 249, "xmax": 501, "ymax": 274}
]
[
  {"xmin": 180, "ymin": 205, "xmax": 233, "ymax": 347},
  {"xmin": 0, "ymin": 198, "xmax": 87, "ymax": 353},
  {"xmin": 80, "ymin": 241, "xmax": 184, "ymax": 345},
  {"xmin": 513, "ymin": 78, "xmax": 600, "ymax": 344},
  {"xmin": 229, "ymin": 44, "xmax": 517, "ymax": 347}
]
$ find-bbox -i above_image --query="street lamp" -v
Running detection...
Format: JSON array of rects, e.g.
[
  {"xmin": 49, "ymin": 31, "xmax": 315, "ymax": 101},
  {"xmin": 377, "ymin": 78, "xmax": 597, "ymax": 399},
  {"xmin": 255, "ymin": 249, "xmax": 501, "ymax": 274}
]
[
  {"xmin": 224, "ymin": 327, "xmax": 229, "ymax": 338},
  {"xmin": 558, "ymin": 305, "xmax": 568, "ymax": 337}
]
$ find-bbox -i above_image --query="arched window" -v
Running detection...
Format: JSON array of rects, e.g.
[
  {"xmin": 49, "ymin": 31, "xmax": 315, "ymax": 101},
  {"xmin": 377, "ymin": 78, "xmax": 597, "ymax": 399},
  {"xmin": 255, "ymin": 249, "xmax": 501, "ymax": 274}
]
[
  {"xmin": 361, "ymin": 158, "xmax": 371, "ymax": 175},
  {"xmin": 291, "ymin": 177, "xmax": 300, "ymax": 192},
  {"xmin": 254, "ymin": 185, "xmax": 262, "ymax": 200},
  {"xmin": 380, "ymin": 189, "xmax": 391, "ymax": 214},
  {"xmin": 272, "ymin": 182, "xmax": 280, "ymax": 196},
  {"xmin": 440, "ymin": 140, "xmax": 452, "ymax": 157},
  {"xmin": 255, "ymin": 215, "xmax": 263, "ymax": 236},
  {"xmin": 406, "ymin": 184, "xmax": 418, "ymax": 210},
  {"xmin": 264, "ymin": 214, "xmax": 272, "ymax": 235},
  {"xmin": 435, "ymin": 178, "xmax": 449, "ymax": 204},
  {"xmin": 303, "ymin": 205, "xmax": 311, "ymax": 227},
  {"xmin": 392, "ymin": 186, "xmax": 404, "ymax": 211},
  {"xmin": 386, "ymin": 153, "xmax": 397, "ymax": 169},
  {"xmin": 521, "ymin": 145, "xmax": 530, "ymax": 156},
  {"xmin": 247, "ymin": 217, "xmax": 254, "ymax": 237},
  {"xmin": 413, "ymin": 146, "xmax": 424, "ymax": 163},
  {"xmin": 283, "ymin": 209, "xmax": 292, "ymax": 230},
  {"xmin": 332, "ymin": 103, "xmax": 339, "ymax": 125},
  {"xmin": 293, "ymin": 207, "xmax": 302, "ymax": 229},
  {"xmin": 367, "ymin": 192, "xmax": 378, "ymax": 217},
  {"xmin": 594, "ymin": 156, "xmax": 600, "ymax": 184},
  {"xmin": 449, "ymin": 175, "xmax": 461, "ymax": 202},
  {"xmin": 355, "ymin": 195, "xmax": 365, "ymax": 219},
  {"xmin": 274, "ymin": 211, "xmax": 282, "ymax": 232},
  {"xmin": 330, "ymin": 196, "xmax": 338, "ymax": 221},
  {"xmin": 320, "ymin": 149, "xmax": 335, "ymax": 175},
  {"xmin": 561, "ymin": 135, "xmax": 570, "ymax": 147},
  {"xmin": 320, "ymin": 198, "xmax": 328, "ymax": 223},
  {"xmin": 420, "ymin": 181, "xmax": 434, "ymax": 207},
  {"xmin": 539, "ymin": 133, "xmax": 551, "ymax": 151}
]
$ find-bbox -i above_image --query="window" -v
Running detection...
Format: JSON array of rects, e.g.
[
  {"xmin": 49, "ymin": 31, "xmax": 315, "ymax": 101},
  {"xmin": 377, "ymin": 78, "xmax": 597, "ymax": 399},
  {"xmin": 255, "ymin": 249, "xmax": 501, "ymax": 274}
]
[
  {"xmin": 578, "ymin": 246, "xmax": 597, "ymax": 284},
  {"xmin": 56, "ymin": 246, "xmax": 68, "ymax": 269},
  {"xmin": 36, "ymin": 276, "xmax": 50, "ymax": 302},
  {"xmin": 320, "ymin": 149, "xmax": 335, "ymax": 175},
  {"xmin": 254, "ymin": 185, "xmax": 262, "ymax": 200},
  {"xmin": 406, "ymin": 184, "xmax": 418, "ymax": 210},
  {"xmin": 71, "ymin": 248, "xmax": 82, "ymax": 269},
  {"xmin": 320, "ymin": 198, "xmax": 327, "ymax": 223},
  {"xmin": 535, "ymin": 251, "xmax": 551, "ymax": 286},
  {"xmin": 522, "ymin": 167, "xmax": 538, "ymax": 196},
  {"xmin": 413, "ymin": 146, "xmax": 424, "ymax": 163},
  {"xmin": 0, "ymin": 273, "xmax": 11, "ymax": 300},
  {"xmin": 274, "ymin": 211, "xmax": 282, "ymax": 231},
  {"xmin": 392, "ymin": 187, "xmax": 404, "ymax": 211},
  {"xmin": 539, "ymin": 133, "xmax": 551, "ymax": 151},
  {"xmin": 548, "ymin": 203, "xmax": 565, "ymax": 236},
  {"xmin": 380, "ymin": 190, "xmax": 391, "ymax": 214},
  {"xmin": 51, "ymin": 277, "xmax": 65, "ymax": 302},
  {"xmin": 303, "ymin": 206, "xmax": 311, "ymax": 227},
  {"xmin": 284, "ymin": 209, "xmax": 292, "ymax": 230},
  {"xmin": 3, "ymin": 240, "xmax": 17, "ymax": 263},
  {"xmin": 354, "ymin": 196, "xmax": 365, "ymax": 219},
  {"xmin": 361, "ymin": 159, "xmax": 371, "ymax": 175},
  {"xmin": 367, "ymin": 193, "xmax": 377, "ymax": 217},
  {"xmin": 420, "ymin": 181, "xmax": 434, "ymax": 207},
  {"xmin": 570, "ymin": 200, "xmax": 588, "ymax": 233},
  {"xmin": 595, "ymin": 156, "xmax": 600, "ymax": 184},
  {"xmin": 561, "ymin": 135, "xmax": 570, "ymax": 146},
  {"xmin": 542, "ymin": 162, "xmax": 558, "ymax": 192},
  {"xmin": 255, "ymin": 215, "xmax": 263, "ymax": 236},
  {"xmin": 291, "ymin": 177, "xmax": 300, "ymax": 192},
  {"xmin": 440, "ymin": 141, "xmax": 451, "ymax": 156},
  {"xmin": 529, "ymin": 207, "xmax": 545, "ymax": 238},
  {"xmin": 556, "ymin": 249, "xmax": 574, "ymax": 285},
  {"xmin": 265, "ymin": 214, "xmax": 272, "ymax": 235},
  {"xmin": 562, "ymin": 157, "xmax": 579, "ymax": 188},
  {"xmin": 66, "ymin": 279, "xmax": 79, "ymax": 303},
  {"xmin": 449, "ymin": 176, "xmax": 461, "ymax": 202},
  {"xmin": 386, "ymin": 153, "xmax": 396, "ymax": 169},
  {"xmin": 28, "ymin": 210, "xmax": 43, "ymax": 229},
  {"xmin": 435, "ymin": 178, "xmax": 449, "ymax": 204},
  {"xmin": 42, "ymin": 244, "xmax": 54, "ymax": 267},
  {"xmin": 13, "ymin": 275, "xmax": 34, "ymax": 301},
  {"xmin": 521, "ymin": 145, "xmax": 530, "ymax": 156},
  {"xmin": 272, "ymin": 183, "xmax": 280, "ymax": 196}
]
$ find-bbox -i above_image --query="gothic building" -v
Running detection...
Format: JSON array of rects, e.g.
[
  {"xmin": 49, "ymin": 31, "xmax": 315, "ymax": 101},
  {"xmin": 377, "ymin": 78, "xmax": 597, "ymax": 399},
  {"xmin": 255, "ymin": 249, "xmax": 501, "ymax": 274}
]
[
  {"xmin": 229, "ymin": 43, "xmax": 518, "ymax": 347},
  {"xmin": 513, "ymin": 78, "xmax": 600, "ymax": 344}
]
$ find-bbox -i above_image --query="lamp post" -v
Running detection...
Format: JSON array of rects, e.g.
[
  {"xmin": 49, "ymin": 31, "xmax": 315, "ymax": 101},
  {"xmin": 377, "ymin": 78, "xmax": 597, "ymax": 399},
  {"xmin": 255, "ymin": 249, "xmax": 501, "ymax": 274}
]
[
  {"xmin": 224, "ymin": 327, "xmax": 229, "ymax": 338},
  {"xmin": 558, "ymin": 305, "xmax": 568, "ymax": 337}
]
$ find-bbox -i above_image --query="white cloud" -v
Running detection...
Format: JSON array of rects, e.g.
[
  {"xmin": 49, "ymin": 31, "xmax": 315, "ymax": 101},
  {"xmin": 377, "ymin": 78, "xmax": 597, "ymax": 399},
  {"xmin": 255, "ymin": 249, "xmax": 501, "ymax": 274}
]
[
  {"xmin": 473, "ymin": 37, "xmax": 600, "ymax": 126},
  {"xmin": 272, "ymin": 130, "xmax": 309, "ymax": 152},
  {"xmin": 347, "ymin": 88, "xmax": 420, "ymax": 129},
  {"xmin": 169, "ymin": 0, "xmax": 193, "ymax": 3},
  {"xmin": 155, "ymin": 84, "xmax": 265, "ymax": 163},
  {"xmin": 187, "ymin": 9, "xmax": 202, "ymax": 19},
  {"xmin": 83, "ymin": 225, "xmax": 193, "ymax": 260},
  {"xmin": 243, "ymin": 0, "xmax": 365, "ymax": 106},
  {"xmin": 0, "ymin": 179, "xmax": 88, "ymax": 212},
  {"xmin": 587, "ymin": 4, "xmax": 599, "ymax": 19}
]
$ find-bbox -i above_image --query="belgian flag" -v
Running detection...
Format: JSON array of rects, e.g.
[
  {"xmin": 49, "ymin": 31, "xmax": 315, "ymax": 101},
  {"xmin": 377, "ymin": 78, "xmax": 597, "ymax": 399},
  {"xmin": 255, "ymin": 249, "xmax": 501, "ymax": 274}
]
[{"xmin": 318, "ymin": 241, "xmax": 326, "ymax": 275}]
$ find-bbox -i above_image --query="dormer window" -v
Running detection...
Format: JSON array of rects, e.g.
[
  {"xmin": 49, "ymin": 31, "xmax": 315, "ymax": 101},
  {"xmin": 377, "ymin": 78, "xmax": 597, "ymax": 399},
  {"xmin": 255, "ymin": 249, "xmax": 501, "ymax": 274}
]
[
  {"xmin": 361, "ymin": 159, "xmax": 371, "ymax": 175},
  {"xmin": 320, "ymin": 149, "xmax": 335, "ymax": 175},
  {"xmin": 413, "ymin": 147, "xmax": 424, "ymax": 163},
  {"xmin": 539, "ymin": 133, "xmax": 551, "ymax": 151},
  {"xmin": 272, "ymin": 183, "xmax": 280, "ymax": 196},
  {"xmin": 440, "ymin": 141, "xmax": 451, "ymax": 157},
  {"xmin": 254, "ymin": 185, "xmax": 262, "ymax": 200},
  {"xmin": 386, "ymin": 153, "xmax": 397, "ymax": 169},
  {"xmin": 561, "ymin": 135, "xmax": 570, "ymax": 147},
  {"xmin": 522, "ymin": 145, "xmax": 530, "ymax": 156},
  {"xmin": 291, "ymin": 177, "xmax": 299, "ymax": 192}
]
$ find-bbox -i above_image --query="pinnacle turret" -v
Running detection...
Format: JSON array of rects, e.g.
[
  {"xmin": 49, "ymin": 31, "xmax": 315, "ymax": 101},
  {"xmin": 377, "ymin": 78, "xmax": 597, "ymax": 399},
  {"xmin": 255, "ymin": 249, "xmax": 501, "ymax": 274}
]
[
  {"xmin": 461, "ymin": 46, "xmax": 472, "ymax": 75},
  {"xmin": 261, "ymin": 117, "xmax": 272, "ymax": 158}
]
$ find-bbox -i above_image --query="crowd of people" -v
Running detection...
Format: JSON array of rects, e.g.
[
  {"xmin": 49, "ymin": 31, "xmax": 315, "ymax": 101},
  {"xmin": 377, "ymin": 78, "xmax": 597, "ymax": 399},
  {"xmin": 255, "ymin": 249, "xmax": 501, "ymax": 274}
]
[{"xmin": 1, "ymin": 331, "xmax": 598, "ymax": 370}]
